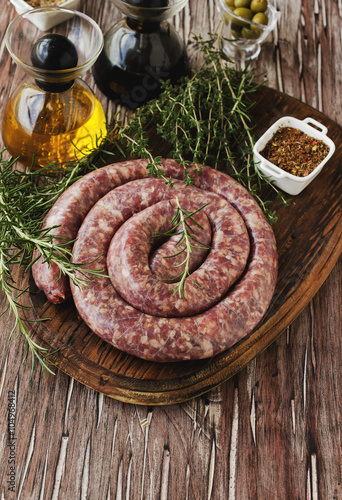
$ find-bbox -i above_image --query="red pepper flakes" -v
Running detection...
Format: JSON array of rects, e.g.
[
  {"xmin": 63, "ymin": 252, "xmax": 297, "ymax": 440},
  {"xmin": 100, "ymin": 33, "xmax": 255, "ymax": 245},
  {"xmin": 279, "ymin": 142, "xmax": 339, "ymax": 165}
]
[{"xmin": 260, "ymin": 127, "xmax": 330, "ymax": 177}]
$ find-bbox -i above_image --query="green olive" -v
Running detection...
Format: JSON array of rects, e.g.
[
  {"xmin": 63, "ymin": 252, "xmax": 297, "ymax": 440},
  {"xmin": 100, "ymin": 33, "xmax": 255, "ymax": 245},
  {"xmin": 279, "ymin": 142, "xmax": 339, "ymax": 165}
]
[
  {"xmin": 234, "ymin": 0, "xmax": 251, "ymax": 8},
  {"xmin": 225, "ymin": 0, "xmax": 235, "ymax": 8},
  {"xmin": 252, "ymin": 12, "xmax": 268, "ymax": 25},
  {"xmin": 231, "ymin": 22, "xmax": 243, "ymax": 38},
  {"xmin": 222, "ymin": 12, "xmax": 230, "ymax": 25},
  {"xmin": 241, "ymin": 26, "xmax": 262, "ymax": 39},
  {"xmin": 233, "ymin": 7, "xmax": 253, "ymax": 26},
  {"xmin": 250, "ymin": 0, "xmax": 268, "ymax": 12}
]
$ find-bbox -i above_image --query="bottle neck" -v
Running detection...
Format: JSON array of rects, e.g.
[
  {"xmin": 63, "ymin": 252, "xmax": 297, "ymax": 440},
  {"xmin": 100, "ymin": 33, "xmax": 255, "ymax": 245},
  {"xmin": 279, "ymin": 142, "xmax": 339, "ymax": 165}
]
[
  {"xmin": 34, "ymin": 79, "xmax": 75, "ymax": 92},
  {"xmin": 126, "ymin": 17, "xmax": 160, "ymax": 33}
]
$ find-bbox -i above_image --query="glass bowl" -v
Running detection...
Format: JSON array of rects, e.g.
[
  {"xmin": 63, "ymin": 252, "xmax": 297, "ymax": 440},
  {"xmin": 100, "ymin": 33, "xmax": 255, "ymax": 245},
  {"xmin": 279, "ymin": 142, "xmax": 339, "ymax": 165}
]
[
  {"xmin": 5, "ymin": 7, "xmax": 103, "ymax": 86},
  {"xmin": 110, "ymin": 0, "xmax": 189, "ymax": 22},
  {"xmin": 217, "ymin": 0, "xmax": 278, "ymax": 62}
]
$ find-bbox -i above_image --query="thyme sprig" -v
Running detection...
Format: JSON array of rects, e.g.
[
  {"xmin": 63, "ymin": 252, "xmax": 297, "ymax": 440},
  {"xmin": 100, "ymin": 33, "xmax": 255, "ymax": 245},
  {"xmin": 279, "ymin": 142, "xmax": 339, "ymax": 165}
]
[
  {"xmin": 154, "ymin": 198, "xmax": 210, "ymax": 299},
  {"xmin": 119, "ymin": 33, "xmax": 289, "ymax": 224}
]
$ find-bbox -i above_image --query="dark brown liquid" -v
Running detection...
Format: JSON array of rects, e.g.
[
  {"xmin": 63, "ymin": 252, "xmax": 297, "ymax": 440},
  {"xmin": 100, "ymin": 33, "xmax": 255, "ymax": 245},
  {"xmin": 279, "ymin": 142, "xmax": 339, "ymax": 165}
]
[
  {"xmin": 125, "ymin": 0, "xmax": 168, "ymax": 6},
  {"xmin": 93, "ymin": 19, "xmax": 190, "ymax": 109}
]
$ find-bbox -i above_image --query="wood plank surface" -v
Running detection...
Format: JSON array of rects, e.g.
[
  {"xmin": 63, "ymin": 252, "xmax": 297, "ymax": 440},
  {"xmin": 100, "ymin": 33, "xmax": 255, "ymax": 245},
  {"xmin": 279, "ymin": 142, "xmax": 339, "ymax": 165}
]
[{"xmin": 1, "ymin": 0, "xmax": 341, "ymax": 499}]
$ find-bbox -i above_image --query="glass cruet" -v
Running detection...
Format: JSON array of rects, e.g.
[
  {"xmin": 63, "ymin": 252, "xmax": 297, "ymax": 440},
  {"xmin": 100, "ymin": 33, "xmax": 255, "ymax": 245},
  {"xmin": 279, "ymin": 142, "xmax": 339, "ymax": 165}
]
[
  {"xmin": 93, "ymin": 0, "xmax": 190, "ymax": 109},
  {"xmin": 1, "ymin": 8, "xmax": 107, "ymax": 170}
]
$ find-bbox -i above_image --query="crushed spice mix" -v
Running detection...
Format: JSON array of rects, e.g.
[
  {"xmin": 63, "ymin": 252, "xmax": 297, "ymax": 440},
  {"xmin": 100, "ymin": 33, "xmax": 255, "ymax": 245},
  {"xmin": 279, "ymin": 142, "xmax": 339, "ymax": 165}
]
[
  {"xmin": 260, "ymin": 127, "xmax": 330, "ymax": 177},
  {"xmin": 25, "ymin": 0, "xmax": 66, "ymax": 6}
]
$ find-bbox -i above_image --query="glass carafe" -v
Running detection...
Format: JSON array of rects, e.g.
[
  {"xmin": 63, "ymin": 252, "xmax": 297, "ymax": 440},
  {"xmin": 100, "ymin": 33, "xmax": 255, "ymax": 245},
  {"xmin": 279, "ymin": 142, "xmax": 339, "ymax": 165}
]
[
  {"xmin": 1, "ymin": 8, "xmax": 107, "ymax": 170},
  {"xmin": 93, "ymin": 0, "xmax": 190, "ymax": 109}
]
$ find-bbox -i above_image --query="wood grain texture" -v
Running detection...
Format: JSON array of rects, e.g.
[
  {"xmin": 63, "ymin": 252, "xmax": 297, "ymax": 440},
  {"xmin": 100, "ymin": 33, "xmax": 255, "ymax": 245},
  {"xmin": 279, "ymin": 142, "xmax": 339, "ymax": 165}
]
[{"xmin": 0, "ymin": 0, "xmax": 341, "ymax": 499}]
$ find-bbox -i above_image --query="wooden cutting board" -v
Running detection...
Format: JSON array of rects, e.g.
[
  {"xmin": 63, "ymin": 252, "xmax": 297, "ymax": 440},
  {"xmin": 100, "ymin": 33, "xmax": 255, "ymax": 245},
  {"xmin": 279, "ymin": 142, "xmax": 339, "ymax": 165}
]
[{"xmin": 20, "ymin": 85, "xmax": 342, "ymax": 405}]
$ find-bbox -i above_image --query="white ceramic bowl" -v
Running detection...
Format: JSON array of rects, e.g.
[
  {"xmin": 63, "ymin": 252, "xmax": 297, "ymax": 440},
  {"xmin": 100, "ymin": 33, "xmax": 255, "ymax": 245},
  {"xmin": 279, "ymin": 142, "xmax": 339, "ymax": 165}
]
[
  {"xmin": 9, "ymin": 0, "xmax": 80, "ymax": 30},
  {"xmin": 253, "ymin": 116, "xmax": 336, "ymax": 195}
]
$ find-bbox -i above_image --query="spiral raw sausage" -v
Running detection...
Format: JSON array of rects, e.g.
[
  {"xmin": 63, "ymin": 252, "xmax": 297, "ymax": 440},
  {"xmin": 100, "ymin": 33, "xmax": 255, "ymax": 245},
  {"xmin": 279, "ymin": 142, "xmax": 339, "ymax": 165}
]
[{"xmin": 32, "ymin": 159, "xmax": 278, "ymax": 361}]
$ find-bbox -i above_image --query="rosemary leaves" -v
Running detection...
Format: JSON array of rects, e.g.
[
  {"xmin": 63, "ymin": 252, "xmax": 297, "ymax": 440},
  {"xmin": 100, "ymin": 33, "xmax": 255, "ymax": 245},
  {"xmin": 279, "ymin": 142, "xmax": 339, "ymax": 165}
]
[
  {"xmin": 0, "ymin": 136, "xmax": 116, "ymax": 372},
  {"xmin": 153, "ymin": 198, "xmax": 210, "ymax": 299}
]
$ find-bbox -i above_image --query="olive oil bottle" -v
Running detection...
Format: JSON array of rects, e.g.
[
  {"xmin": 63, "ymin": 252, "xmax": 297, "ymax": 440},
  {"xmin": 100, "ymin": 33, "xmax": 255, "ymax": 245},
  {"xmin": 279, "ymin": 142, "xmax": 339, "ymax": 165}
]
[
  {"xmin": 1, "ymin": 9, "xmax": 106, "ymax": 169},
  {"xmin": 2, "ymin": 80, "xmax": 107, "ymax": 169}
]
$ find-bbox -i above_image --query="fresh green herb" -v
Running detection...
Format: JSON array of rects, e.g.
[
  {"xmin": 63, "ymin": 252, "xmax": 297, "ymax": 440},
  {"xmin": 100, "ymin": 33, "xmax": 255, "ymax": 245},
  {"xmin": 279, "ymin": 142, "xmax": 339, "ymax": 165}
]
[
  {"xmin": 0, "ymin": 133, "xmax": 117, "ymax": 373},
  {"xmin": 0, "ymin": 256, "xmax": 56, "ymax": 376},
  {"xmin": 119, "ymin": 33, "xmax": 289, "ymax": 224},
  {"xmin": 153, "ymin": 198, "xmax": 210, "ymax": 299}
]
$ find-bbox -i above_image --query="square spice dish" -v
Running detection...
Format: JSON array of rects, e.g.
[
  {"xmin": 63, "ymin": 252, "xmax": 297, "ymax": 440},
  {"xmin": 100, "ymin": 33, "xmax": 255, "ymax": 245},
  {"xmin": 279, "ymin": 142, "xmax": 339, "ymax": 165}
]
[
  {"xmin": 9, "ymin": 0, "xmax": 80, "ymax": 30},
  {"xmin": 260, "ymin": 127, "xmax": 329, "ymax": 177},
  {"xmin": 253, "ymin": 116, "xmax": 336, "ymax": 195},
  {"xmin": 25, "ymin": 0, "xmax": 67, "ymax": 5}
]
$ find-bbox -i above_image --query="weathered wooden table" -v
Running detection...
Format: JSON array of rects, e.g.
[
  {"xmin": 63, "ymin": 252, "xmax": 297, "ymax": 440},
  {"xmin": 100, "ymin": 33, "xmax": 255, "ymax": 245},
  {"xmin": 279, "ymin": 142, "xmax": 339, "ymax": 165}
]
[{"xmin": 0, "ymin": 1, "xmax": 341, "ymax": 498}]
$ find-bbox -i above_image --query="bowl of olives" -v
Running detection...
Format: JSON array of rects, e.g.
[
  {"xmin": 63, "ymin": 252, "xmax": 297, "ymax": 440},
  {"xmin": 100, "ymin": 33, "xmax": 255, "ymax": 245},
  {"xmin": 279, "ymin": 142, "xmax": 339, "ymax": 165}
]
[{"xmin": 217, "ymin": 0, "xmax": 278, "ymax": 61}]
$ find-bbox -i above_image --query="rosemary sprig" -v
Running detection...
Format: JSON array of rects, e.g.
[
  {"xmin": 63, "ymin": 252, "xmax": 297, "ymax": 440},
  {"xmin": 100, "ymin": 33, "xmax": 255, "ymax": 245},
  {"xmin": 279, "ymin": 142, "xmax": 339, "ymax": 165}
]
[
  {"xmin": 0, "ymin": 241, "xmax": 56, "ymax": 375},
  {"xmin": 119, "ymin": 33, "xmax": 289, "ymax": 224},
  {"xmin": 0, "ymin": 131, "xmax": 118, "ymax": 372},
  {"xmin": 154, "ymin": 198, "xmax": 210, "ymax": 299}
]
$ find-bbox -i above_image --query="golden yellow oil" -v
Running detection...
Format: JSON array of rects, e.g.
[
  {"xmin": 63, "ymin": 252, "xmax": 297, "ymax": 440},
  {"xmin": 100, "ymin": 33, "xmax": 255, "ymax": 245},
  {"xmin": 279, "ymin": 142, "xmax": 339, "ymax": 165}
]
[{"xmin": 2, "ymin": 79, "xmax": 107, "ymax": 169}]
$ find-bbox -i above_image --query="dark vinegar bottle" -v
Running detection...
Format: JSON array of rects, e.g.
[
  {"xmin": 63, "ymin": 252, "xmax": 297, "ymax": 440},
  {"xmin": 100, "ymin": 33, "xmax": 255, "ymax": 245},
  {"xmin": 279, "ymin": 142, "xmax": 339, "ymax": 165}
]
[{"xmin": 93, "ymin": 2, "xmax": 190, "ymax": 108}]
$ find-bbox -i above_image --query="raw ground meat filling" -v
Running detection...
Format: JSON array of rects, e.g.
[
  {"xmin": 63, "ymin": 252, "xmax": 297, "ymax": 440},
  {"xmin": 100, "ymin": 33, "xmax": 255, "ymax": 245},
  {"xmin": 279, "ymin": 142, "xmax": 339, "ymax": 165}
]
[{"xmin": 32, "ymin": 159, "xmax": 278, "ymax": 362}]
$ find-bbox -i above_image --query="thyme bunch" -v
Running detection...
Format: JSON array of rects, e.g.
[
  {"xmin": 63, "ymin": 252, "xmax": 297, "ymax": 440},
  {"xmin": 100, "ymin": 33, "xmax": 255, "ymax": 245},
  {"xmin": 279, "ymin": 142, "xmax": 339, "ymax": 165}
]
[
  {"xmin": 154, "ymin": 198, "xmax": 210, "ymax": 299},
  {"xmin": 119, "ymin": 33, "xmax": 289, "ymax": 224}
]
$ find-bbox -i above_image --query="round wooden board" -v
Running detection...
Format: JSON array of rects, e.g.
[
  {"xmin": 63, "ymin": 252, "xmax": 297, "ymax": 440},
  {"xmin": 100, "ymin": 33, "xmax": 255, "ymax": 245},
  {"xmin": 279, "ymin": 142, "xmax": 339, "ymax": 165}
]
[{"xmin": 21, "ymin": 85, "xmax": 342, "ymax": 405}]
